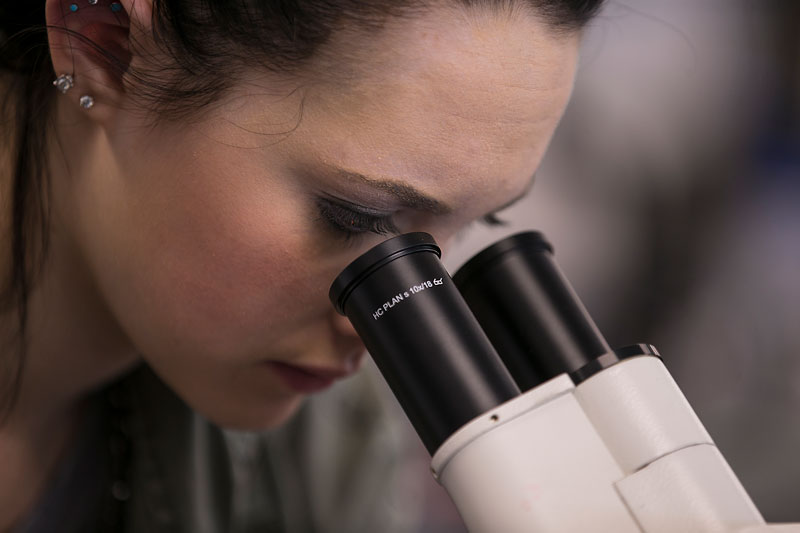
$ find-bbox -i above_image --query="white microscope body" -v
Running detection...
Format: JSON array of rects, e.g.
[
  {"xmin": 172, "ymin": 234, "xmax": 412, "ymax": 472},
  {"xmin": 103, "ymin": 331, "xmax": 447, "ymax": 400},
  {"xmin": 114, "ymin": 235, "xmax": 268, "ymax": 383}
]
[
  {"xmin": 329, "ymin": 231, "xmax": 800, "ymax": 533},
  {"xmin": 432, "ymin": 352, "xmax": 764, "ymax": 532}
]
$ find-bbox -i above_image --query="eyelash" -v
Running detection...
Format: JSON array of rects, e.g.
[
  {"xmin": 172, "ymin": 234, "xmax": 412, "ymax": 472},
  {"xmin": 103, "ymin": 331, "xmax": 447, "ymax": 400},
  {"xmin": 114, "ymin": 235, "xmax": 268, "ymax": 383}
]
[
  {"xmin": 316, "ymin": 196, "xmax": 508, "ymax": 243},
  {"xmin": 480, "ymin": 212, "xmax": 508, "ymax": 227},
  {"xmin": 316, "ymin": 197, "xmax": 400, "ymax": 242}
]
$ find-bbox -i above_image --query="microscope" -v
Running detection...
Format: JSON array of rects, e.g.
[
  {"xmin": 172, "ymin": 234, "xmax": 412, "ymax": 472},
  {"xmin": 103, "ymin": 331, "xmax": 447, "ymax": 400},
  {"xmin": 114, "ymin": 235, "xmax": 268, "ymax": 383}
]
[{"xmin": 329, "ymin": 231, "xmax": 798, "ymax": 532}]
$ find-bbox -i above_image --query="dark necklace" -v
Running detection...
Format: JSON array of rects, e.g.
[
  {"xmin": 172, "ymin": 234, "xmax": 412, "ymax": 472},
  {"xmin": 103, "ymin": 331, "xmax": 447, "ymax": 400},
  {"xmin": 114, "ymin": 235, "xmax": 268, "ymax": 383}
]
[{"xmin": 100, "ymin": 382, "xmax": 133, "ymax": 531}]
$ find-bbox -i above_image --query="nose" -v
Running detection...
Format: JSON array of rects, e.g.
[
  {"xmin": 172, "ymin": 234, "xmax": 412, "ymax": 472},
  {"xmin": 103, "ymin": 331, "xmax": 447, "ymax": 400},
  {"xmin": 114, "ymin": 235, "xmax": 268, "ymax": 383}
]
[
  {"xmin": 330, "ymin": 309, "xmax": 359, "ymax": 338},
  {"xmin": 329, "ymin": 309, "xmax": 367, "ymax": 366}
]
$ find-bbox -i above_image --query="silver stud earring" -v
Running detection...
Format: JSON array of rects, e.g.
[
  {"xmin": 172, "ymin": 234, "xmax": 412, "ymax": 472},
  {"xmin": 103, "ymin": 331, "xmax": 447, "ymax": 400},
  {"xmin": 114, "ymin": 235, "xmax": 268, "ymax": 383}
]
[
  {"xmin": 79, "ymin": 95, "xmax": 95, "ymax": 109},
  {"xmin": 88, "ymin": 0, "xmax": 98, "ymax": 4},
  {"xmin": 53, "ymin": 74, "xmax": 75, "ymax": 94}
]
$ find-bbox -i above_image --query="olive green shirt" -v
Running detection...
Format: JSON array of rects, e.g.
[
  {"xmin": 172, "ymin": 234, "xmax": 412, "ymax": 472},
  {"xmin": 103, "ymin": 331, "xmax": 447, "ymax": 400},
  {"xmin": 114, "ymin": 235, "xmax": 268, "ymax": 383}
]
[{"xmin": 22, "ymin": 362, "xmax": 426, "ymax": 532}]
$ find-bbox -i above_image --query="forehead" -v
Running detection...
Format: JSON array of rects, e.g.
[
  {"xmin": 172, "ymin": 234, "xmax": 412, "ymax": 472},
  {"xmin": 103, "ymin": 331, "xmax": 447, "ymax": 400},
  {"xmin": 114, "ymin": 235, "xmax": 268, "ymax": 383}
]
[{"xmin": 230, "ymin": 6, "xmax": 580, "ymax": 210}]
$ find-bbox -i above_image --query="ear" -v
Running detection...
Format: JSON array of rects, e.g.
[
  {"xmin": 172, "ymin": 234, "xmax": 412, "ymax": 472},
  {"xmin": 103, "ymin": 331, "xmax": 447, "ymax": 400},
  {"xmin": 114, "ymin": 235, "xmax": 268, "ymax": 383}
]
[{"xmin": 45, "ymin": 0, "xmax": 153, "ymax": 116}]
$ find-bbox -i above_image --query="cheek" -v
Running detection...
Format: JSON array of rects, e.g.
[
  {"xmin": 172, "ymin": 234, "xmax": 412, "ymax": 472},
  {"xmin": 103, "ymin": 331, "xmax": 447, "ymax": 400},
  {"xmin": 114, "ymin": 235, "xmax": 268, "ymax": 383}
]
[
  {"xmin": 87, "ymin": 140, "xmax": 335, "ymax": 359},
  {"xmin": 156, "ymin": 214, "xmax": 319, "ymax": 339}
]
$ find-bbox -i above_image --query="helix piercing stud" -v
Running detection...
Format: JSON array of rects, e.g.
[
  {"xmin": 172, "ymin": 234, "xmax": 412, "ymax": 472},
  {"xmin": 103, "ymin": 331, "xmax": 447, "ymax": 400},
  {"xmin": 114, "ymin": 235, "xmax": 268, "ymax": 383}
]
[{"xmin": 53, "ymin": 74, "xmax": 75, "ymax": 94}]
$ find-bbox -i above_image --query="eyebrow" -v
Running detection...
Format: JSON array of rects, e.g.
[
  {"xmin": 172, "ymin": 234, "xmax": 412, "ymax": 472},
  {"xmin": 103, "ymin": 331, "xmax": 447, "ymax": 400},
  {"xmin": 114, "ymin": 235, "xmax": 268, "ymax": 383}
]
[
  {"xmin": 328, "ymin": 166, "xmax": 536, "ymax": 216},
  {"xmin": 328, "ymin": 166, "xmax": 453, "ymax": 215}
]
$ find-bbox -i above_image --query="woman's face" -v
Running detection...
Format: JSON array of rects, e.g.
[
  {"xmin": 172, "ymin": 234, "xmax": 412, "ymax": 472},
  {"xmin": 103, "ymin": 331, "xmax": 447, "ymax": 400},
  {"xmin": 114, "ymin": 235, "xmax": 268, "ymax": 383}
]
[{"xmin": 66, "ymin": 7, "xmax": 580, "ymax": 428}]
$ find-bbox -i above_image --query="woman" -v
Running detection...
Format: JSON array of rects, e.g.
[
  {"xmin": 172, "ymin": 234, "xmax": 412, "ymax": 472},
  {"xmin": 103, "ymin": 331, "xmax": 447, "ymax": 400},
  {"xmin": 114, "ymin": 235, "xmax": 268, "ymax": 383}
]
[{"xmin": 0, "ymin": 0, "xmax": 604, "ymax": 530}]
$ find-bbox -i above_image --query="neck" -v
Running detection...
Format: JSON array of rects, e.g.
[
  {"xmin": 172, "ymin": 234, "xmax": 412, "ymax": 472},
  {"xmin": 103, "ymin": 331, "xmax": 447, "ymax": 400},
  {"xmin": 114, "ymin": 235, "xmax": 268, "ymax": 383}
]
[
  {"xmin": 0, "ymin": 96, "xmax": 140, "ymax": 440},
  {"xmin": 0, "ymin": 76, "xmax": 140, "ymax": 532}
]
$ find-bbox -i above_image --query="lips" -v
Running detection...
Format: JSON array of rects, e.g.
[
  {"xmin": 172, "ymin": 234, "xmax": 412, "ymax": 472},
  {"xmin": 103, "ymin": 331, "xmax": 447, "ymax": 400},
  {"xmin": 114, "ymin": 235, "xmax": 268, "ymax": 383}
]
[{"xmin": 266, "ymin": 361, "xmax": 354, "ymax": 393}]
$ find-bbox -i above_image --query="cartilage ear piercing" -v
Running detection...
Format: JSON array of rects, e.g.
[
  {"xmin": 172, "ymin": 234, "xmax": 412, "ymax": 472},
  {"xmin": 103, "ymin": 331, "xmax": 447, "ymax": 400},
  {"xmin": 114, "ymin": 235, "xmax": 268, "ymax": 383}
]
[
  {"xmin": 88, "ymin": 0, "xmax": 98, "ymax": 4},
  {"xmin": 110, "ymin": 2, "xmax": 122, "ymax": 12},
  {"xmin": 53, "ymin": 74, "xmax": 75, "ymax": 94},
  {"xmin": 69, "ymin": 3, "xmax": 79, "ymax": 11},
  {"xmin": 79, "ymin": 95, "xmax": 95, "ymax": 109}
]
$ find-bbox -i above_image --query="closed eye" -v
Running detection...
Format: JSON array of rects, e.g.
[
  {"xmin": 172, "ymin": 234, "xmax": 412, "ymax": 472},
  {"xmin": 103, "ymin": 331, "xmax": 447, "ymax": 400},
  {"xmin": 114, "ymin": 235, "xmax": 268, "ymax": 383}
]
[
  {"xmin": 315, "ymin": 196, "xmax": 400, "ymax": 241},
  {"xmin": 480, "ymin": 211, "xmax": 509, "ymax": 227}
]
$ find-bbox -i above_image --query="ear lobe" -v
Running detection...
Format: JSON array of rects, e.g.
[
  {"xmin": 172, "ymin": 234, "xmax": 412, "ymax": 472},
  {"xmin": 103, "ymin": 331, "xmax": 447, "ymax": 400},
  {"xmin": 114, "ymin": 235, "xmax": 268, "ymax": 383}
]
[{"xmin": 45, "ymin": 0, "xmax": 151, "ymax": 110}]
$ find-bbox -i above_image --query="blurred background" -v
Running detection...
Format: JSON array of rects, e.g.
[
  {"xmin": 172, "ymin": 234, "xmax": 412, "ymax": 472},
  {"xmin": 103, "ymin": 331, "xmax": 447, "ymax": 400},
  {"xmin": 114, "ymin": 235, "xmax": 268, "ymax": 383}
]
[{"xmin": 427, "ymin": 0, "xmax": 799, "ymax": 527}]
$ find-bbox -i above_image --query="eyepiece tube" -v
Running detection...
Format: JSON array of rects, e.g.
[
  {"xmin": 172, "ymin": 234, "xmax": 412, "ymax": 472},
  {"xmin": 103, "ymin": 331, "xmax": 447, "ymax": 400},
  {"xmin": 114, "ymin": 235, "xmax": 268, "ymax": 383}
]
[
  {"xmin": 453, "ymin": 231, "xmax": 611, "ymax": 391},
  {"xmin": 329, "ymin": 233, "xmax": 519, "ymax": 454}
]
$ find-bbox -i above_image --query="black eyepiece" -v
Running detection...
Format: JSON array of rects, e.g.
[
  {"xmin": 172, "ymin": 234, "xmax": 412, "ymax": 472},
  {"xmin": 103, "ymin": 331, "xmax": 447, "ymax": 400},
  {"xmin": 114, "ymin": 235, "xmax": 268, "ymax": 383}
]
[
  {"xmin": 453, "ymin": 231, "xmax": 611, "ymax": 391},
  {"xmin": 329, "ymin": 232, "xmax": 441, "ymax": 315},
  {"xmin": 329, "ymin": 233, "xmax": 519, "ymax": 454}
]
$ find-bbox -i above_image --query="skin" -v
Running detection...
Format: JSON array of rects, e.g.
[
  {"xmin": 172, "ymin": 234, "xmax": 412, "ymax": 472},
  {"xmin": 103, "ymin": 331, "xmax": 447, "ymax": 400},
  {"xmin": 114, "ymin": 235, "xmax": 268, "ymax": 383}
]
[{"xmin": 0, "ymin": 0, "xmax": 580, "ymax": 527}]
